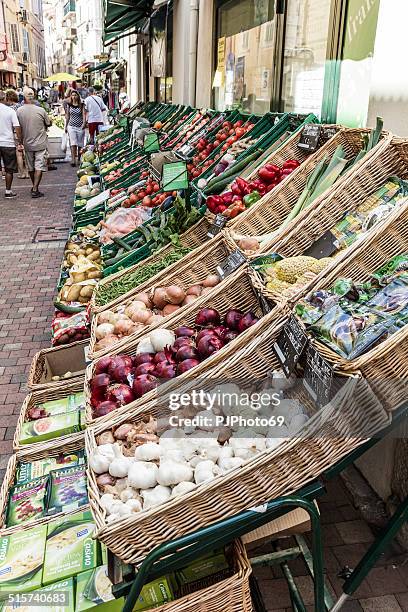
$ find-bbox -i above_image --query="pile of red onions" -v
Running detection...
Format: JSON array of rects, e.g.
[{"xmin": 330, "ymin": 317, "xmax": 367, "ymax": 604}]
[{"xmin": 90, "ymin": 308, "xmax": 259, "ymax": 418}]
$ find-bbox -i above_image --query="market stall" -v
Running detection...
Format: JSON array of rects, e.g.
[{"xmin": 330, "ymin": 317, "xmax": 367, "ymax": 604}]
[{"xmin": 2, "ymin": 101, "xmax": 408, "ymax": 612}]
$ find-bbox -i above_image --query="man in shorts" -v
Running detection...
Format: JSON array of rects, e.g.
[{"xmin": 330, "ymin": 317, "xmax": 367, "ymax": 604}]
[
  {"xmin": 84, "ymin": 86, "xmax": 107, "ymax": 144},
  {"xmin": 0, "ymin": 90, "xmax": 23, "ymax": 198},
  {"xmin": 17, "ymin": 88, "xmax": 51, "ymax": 198}
]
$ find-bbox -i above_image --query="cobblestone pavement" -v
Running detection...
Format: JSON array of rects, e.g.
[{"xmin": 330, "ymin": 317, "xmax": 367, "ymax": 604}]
[{"xmin": 0, "ymin": 163, "xmax": 406, "ymax": 610}]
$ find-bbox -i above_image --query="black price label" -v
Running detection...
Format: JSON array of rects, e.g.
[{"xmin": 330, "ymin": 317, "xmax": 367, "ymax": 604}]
[
  {"xmin": 303, "ymin": 344, "xmax": 334, "ymax": 406},
  {"xmin": 273, "ymin": 314, "xmax": 308, "ymax": 377},
  {"xmin": 216, "ymin": 249, "xmax": 246, "ymax": 279},
  {"xmin": 207, "ymin": 213, "xmax": 227, "ymax": 238},
  {"xmin": 298, "ymin": 124, "xmax": 322, "ymax": 152},
  {"xmin": 303, "ymin": 230, "xmax": 338, "ymax": 259},
  {"xmin": 322, "ymin": 126, "xmax": 338, "ymax": 142},
  {"xmin": 258, "ymin": 292, "xmax": 274, "ymax": 315}
]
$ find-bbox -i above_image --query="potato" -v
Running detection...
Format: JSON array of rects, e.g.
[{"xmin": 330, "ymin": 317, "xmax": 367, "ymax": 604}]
[
  {"xmin": 67, "ymin": 285, "xmax": 81, "ymax": 301},
  {"xmin": 78, "ymin": 295, "xmax": 89, "ymax": 304},
  {"xmin": 87, "ymin": 270, "xmax": 102, "ymax": 279},
  {"xmin": 85, "ymin": 247, "xmax": 94, "ymax": 255},
  {"xmin": 87, "ymin": 251, "xmax": 100, "ymax": 261},
  {"xmin": 72, "ymin": 272, "xmax": 86, "ymax": 282},
  {"xmin": 77, "ymin": 249, "xmax": 86, "ymax": 256},
  {"xmin": 80, "ymin": 286, "xmax": 94, "ymax": 298}
]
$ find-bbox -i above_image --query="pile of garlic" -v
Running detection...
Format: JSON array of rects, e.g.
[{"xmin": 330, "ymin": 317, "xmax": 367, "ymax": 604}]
[{"xmin": 90, "ymin": 370, "xmax": 310, "ymax": 524}]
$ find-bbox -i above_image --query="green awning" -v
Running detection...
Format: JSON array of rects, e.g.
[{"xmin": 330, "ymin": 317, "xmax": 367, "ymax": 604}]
[
  {"xmin": 103, "ymin": 0, "xmax": 153, "ymax": 44},
  {"xmin": 86, "ymin": 61, "xmax": 115, "ymax": 73}
]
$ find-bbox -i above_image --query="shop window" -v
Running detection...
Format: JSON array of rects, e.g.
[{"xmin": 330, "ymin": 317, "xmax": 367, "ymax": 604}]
[
  {"xmin": 9, "ymin": 24, "xmax": 20, "ymax": 53},
  {"xmin": 281, "ymin": 0, "xmax": 332, "ymax": 117}
]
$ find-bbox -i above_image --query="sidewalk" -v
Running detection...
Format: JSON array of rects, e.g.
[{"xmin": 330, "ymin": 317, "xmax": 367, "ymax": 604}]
[{"xmin": 0, "ymin": 164, "xmax": 406, "ymax": 610}]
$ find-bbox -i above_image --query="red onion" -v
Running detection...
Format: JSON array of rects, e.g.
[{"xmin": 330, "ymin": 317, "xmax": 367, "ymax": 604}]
[
  {"xmin": 176, "ymin": 359, "xmax": 200, "ymax": 374},
  {"xmin": 133, "ymin": 353, "xmax": 155, "ymax": 367},
  {"xmin": 90, "ymin": 373, "xmax": 110, "ymax": 406},
  {"xmin": 174, "ymin": 325, "xmax": 195, "ymax": 337},
  {"xmin": 107, "ymin": 384, "xmax": 135, "ymax": 406},
  {"xmin": 212, "ymin": 325, "xmax": 228, "ymax": 338},
  {"xmin": 175, "ymin": 345, "xmax": 199, "ymax": 362},
  {"xmin": 111, "ymin": 364, "xmax": 133, "ymax": 384},
  {"xmin": 195, "ymin": 308, "xmax": 221, "ymax": 327},
  {"xmin": 223, "ymin": 330, "xmax": 239, "ymax": 343},
  {"xmin": 237, "ymin": 312, "xmax": 259, "ymax": 333},
  {"xmin": 155, "ymin": 361, "xmax": 177, "ymax": 379},
  {"xmin": 196, "ymin": 328, "xmax": 218, "ymax": 344},
  {"xmin": 93, "ymin": 400, "xmax": 118, "ymax": 417},
  {"xmin": 173, "ymin": 337, "xmax": 195, "ymax": 350},
  {"xmin": 197, "ymin": 335, "xmax": 224, "ymax": 359},
  {"xmin": 132, "ymin": 374, "xmax": 159, "ymax": 398},
  {"xmin": 94, "ymin": 355, "xmax": 113, "ymax": 375},
  {"xmin": 154, "ymin": 351, "xmax": 169, "ymax": 364},
  {"xmin": 224, "ymin": 309, "xmax": 244, "ymax": 331},
  {"xmin": 108, "ymin": 355, "xmax": 132, "ymax": 378},
  {"xmin": 135, "ymin": 363, "xmax": 156, "ymax": 376}
]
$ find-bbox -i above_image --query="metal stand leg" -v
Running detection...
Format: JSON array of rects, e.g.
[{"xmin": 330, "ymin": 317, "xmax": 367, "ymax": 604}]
[{"xmin": 330, "ymin": 495, "xmax": 408, "ymax": 612}]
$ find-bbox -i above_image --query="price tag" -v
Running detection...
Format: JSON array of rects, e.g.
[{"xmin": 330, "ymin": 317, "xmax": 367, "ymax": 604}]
[
  {"xmin": 258, "ymin": 292, "xmax": 274, "ymax": 315},
  {"xmin": 303, "ymin": 230, "xmax": 338, "ymax": 259},
  {"xmin": 177, "ymin": 144, "xmax": 195, "ymax": 160},
  {"xmin": 144, "ymin": 132, "xmax": 160, "ymax": 153},
  {"xmin": 322, "ymin": 126, "xmax": 338, "ymax": 142},
  {"xmin": 303, "ymin": 344, "xmax": 334, "ymax": 407},
  {"xmin": 273, "ymin": 314, "xmax": 308, "ymax": 376},
  {"xmin": 207, "ymin": 213, "xmax": 227, "ymax": 238},
  {"xmin": 87, "ymin": 175, "xmax": 100, "ymax": 187},
  {"xmin": 298, "ymin": 124, "xmax": 322, "ymax": 152},
  {"xmin": 162, "ymin": 161, "xmax": 189, "ymax": 191},
  {"xmin": 86, "ymin": 189, "xmax": 110, "ymax": 211},
  {"xmin": 216, "ymin": 249, "xmax": 246, "ymax": 279}
]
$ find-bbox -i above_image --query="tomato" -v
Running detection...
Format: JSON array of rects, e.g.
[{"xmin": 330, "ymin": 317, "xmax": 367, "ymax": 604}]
[
  {"xmin": 172, "ymin": 191, "xmax": 177, "ymax": 197},
  {"xmin": 122, "ymin": 199, "xmax": 131, "ymax": 208},
  {"xmin": 138, "ymin": 190, "xmax": 146, "ymax": 199},
  {"xmin": 219, "ymin": 133, "xmax": 227, "ymax": 142},
  {"xmin": 145, "ymin": 185, "xmax": 153, "ymax": 195},
  {"xmin": 153, "ymin": 183, "xmax": 160, "ymax": 192},
  {"xmin": 142, "ymin": 195, "xmax": 152, "ymax": 206},
  {"xmin": 235, "ymin": 127, "xmax": 245, "ymax": 138},
  {"xmin": 129, "ymin": 193, "xmax": 138, "ymax": 205},
  {"xmin": 213, "ymin": 140, "xmax": 220, "ymax": 147}
]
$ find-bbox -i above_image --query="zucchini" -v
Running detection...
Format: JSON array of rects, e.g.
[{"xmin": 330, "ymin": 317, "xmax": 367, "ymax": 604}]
[
  {"xmin": 112, "ymin": 236, "xmax": 133, "ymax": 251},
  {"xmin": 54, "ymin": 300, "xmax": 86, "ymax": 314}
]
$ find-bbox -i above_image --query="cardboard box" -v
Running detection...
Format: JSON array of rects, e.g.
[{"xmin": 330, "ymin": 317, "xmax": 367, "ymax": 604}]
[
  {"xmin": 0, "ymin": 524, "xmax": 47, "ymax": 599},
  {"xmin": 242, "ymin": 507, "xmax": 313, "ymax": 548},
  {"xmin": 0, "ymin": 578, "xmax": 74, "ymax": 612},
  {"xmin": 42, "ymin": 510, "xmax": 99, "ymax": 585},
  {"xmin": 176, "ymin": 551, "xmax": 229, "ymax": 585},
  {"xmin": 132, "ymin": 576, "xmax": 174, "ymax": 611},
  {"xmin": 75, "ymin": 566, "xmax": 123, "ymax": 611}
]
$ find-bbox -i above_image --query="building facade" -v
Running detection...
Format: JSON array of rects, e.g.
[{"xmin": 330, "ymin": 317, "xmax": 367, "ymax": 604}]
[{"xmin": 0, "ymin": 0, "xmax": 46, "ymax": 87}]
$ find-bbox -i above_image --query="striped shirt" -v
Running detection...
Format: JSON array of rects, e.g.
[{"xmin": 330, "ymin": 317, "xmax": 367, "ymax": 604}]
[{"xmin": 67, "ymin": 104, "xmax": 83, "ymax": 128}]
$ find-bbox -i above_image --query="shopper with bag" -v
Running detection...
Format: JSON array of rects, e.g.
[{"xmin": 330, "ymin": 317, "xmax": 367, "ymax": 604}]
[
  {"xmin": 5, "ymin": 89, "xmax": 28, "ymax": 179},
  {"xmin": 0, "ymin": 90, "xmax": 23, "ymax": 198},
  {"xmin": 84, "ymin": 86, "xmax": 107, "ymax": 144},
  {"xmin": 64, "ymin": 90, "xmax": 86, "ymax": 166}
]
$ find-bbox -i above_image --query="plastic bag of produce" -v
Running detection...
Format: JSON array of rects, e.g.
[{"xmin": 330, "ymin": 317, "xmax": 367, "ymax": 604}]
[
  {"xmin": 52, "ymin": 310, "xmax": 90, "ymax": 346},
  {"xmin": 69, "ymin": 254, "xmax": 102, "ymax": 283},
  {"xmin": 99, "ymin": 206, "xmax": 151, "ymax": 244}
]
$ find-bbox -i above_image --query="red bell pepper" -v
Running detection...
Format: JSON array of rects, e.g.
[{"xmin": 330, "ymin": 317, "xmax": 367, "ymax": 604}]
[
  {"xmin": 282, "ymin": 159, "xmax": 300, "ymax": 170},
  {"xmin": 258, "ymin": 167, "xmax": 277, "ymax": 184},
  {"xmin": 235, "ymin": 177, "xmax": 249, "ymax": 193},
  {"xmin": 265, "ymin": 163, "xmax": 280, "ymax": 174},
  {"xmin": 221, "ymin": 191, "xmax": 234, "ymax": 205},
  {"xmin": 206, "ymin": 195, "xmax": 224, "ymax": 214},
  {"xmin": 231, "ymin": 182, "xmax": 242, "ymax": 196},
  {"xmin": 281, "ymin": 168, "xmax": 294, "ymax": 177},
  {"xmin": 231, "ymin": 194, "xmax": 243, "ymax": 203}
]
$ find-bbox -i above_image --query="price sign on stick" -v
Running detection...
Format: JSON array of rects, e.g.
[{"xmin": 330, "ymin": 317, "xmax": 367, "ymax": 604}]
[
  {"xmin": 217, "ymin": 249, "xmax": 246, "ymax": 279},
  {"xmin": 162, "ymin": 161, "xmax": 189, "ymax": 191},
  {"xmin": 207, "ymin": 213, "xmax": 228, "ymax": 238},
  {"xmin": 273, "ymin": 314, "xmax": 308, "ymax": 376},
  {"xmin": 298, "ymin": 124, "xmax": 322, "ymax": 152},
  {"xmin": 303, "ymin": 344, "xmax": 334, "ymax": 406},
  {"xmin": 143, "ymin": 132, "xmax": 160, "ymax": 153}
]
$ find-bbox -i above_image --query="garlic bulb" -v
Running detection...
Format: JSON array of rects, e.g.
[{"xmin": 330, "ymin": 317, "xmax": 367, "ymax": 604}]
[
  {"xmin": 288, "ymin": 413, "xmax": 309, "ymax": 435},
  {"xmin": 126, "ymin": 498, "xmax": 142, "ymax": 513},
  {"xmin": 98, "ymin": 444, "xmax": 116, "ymax": 461},
  {"xmin": 100, "ymin": 493, "xmax": 115, "ymax": 511},
  {"xmin": 134, "ymin": 442, "xmax": 161, "ymax": 462},
  {"xmin": 171, "ymin": 481, "xmax": 196, "ymax": 497},
  {"xmin": 120, "ymin": 487, "xmax": 136, "ymax": 503},
  {"xmin": 218, "ymin": 445, "xmax": 234, "ymax": 460},
  {"xmin": 89, "ymin": 451, "xmax": 111, "ymax": 475},
  {"xmin": 109, "ymin": 500, "xmax": 132, "ymax": 517},
  {"xmin": 149, "ymin": 328, "xmax": 176, "ymax": 352},
  {"xmin": 136, "ymin": 336, "xmax": 155, "ymax": 354},
  {"xmin": 157, "ymin": 459, "xmax": 193, "ymax": 486},
  {"xmin": 142, "ymin": 485, "xmax": 171, "ymax": 510},
  {"xmin": 108, "ymin": 444, "xmax": 132, "ymax": 478},
  {"xmin": 194, "ymin": 460, "xmax": 219, "ymax": 484},
  {"xmin": 218, "ymin": 457, "xmax": 245, "ymax": 472},
  {"xmin": 128, "ymin": 461, "xmax": 158, "ymax": 489},
  {"xmin": 270, "ymin": 369, "xmax": 296, "ymax": 391}
]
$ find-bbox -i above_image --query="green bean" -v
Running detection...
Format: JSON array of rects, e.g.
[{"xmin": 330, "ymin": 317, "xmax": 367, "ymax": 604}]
[{"xmin": 95, "ymin": 247, "xmax": 191, "ymax": 306}]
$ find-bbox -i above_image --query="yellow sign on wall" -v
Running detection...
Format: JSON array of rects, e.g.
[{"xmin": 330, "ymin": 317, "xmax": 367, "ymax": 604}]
[{"xmin": 217, "ymin": 37, "xmax": 226, "ymax": 73}]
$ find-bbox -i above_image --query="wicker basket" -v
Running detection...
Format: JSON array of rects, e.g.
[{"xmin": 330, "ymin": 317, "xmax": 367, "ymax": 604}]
[
  {"xmin": 89, "ymin": 234, "xmax": 237, "ymax": 360},
  {"xmin": 13, "ymin": 379, "xmax": 85, "ymax": 451},
  {"xmin": 85, "ymin": 270, "xmax": 288, "ymax": 425},
  {"xmin": 249, "ymin": 137, "xmax": 408, "ymax": 306},
  {"xmin": 204, "ymin": 124, "xmax": 342, "ymax": 223},
  {"xmin": 295, "ymin": 197, "xmax": 408, "ymax": 411},
  {"xmin": 28, "ymin": 339, "xmax": 89, "ymax": 391},
  {"xmin": 91, "ymin": 217, "xmax": 215, "ymax": 315},
  {"xmin": 0, "ymin": 434, "xmax": 86, "ymax": 535},
  {"xmin": 225, "ymin": 128, "xmax": 391, "ymax": 251},
  {"xmin": 140, "ymin": 540, "xmax": 252, "ymax": 612},
  {"xmin": 86, "ymin": 316, "xmax": 389, "ymax": 564}
]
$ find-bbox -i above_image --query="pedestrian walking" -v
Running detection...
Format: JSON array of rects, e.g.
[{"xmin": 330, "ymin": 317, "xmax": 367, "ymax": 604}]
[
  {"xmin": 84, "ymin": 86, "xmax": 107, "ymax": 144},
  {"xmin": 65, "ymin": 90, "xmax": 86, "ymax": 166},
  {"xmin": 17, "ymin": 88, "xmax": 51, "ymax": 198},
  {"xmin": 0, "ymin": 90, "xmax": 23, "ymax": 198},
  {"xmin": 76, "ymin": 80, "xmax": 89, "ymax": 100},
  {"xmin": 5, "ymin": 89, "xmax": 28, "ymax": 179}
]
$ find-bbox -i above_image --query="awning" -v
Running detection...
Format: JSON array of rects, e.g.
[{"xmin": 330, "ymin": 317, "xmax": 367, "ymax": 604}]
[
  {"xmin": 86, "ymin": 61, "xmax": 115, "ymax": 73},
  {"xmin": 103, "ymin": 0, "xmax": 153, "ymax": 44}
]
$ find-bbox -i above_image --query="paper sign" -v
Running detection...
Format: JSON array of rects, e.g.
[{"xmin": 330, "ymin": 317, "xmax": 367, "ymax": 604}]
[
  {"xmin": 86, "ymin": 189, "xmax": 110, "ymax": 211},
  {"xmin": 298, "ymin": 124, "xmax": 322, "ymax": 152},
  {"xmin": 273, "ymin": 315, "xmax": 308, "ymax": 377},
  {"xmin": 207, "ymin": 213, "xmax": 227, "ymax": 238},
  {"xmin": 144, "ymin": 132, "xmax": 160, "ymax": 153},
  {"xmin": 162, "ymin": 161, "xmax": 189, "ymax": 191}
]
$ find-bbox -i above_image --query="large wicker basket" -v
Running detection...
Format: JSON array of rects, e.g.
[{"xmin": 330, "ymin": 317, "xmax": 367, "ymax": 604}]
[
  {"xmin": 91, "ymin": 217, "xmax": 215, "ymax": 315},
  {"xmin": 13, "ymin": 379, "xmax": 85, "ymax": 451},
  {"xmin": 28, "ymin": 339, "xmax": 88, "ymax": 391},
  {"xmin": 249, "ymin": 137, "xmax": 408, "ymax": 306},
  {"xmin": 85, "ymin": 269, "xmax": 288, "ymax": 424},
  {"xmin": 0, "ymin": 434, "xmax": 86, "ymax": 535},
  {"xmin": 89, "ymin": 234, "xmax": 238, "ymax": 359},
  {"xmin": 86, "ymin": 317, "xmax": 388, "ymax": 564},
  {"xmin": 225, "ymin": 128, "xmax": 391, "ymax": 251},
  {"xmin": 204, "ymin": 124, "xmax": 342, "ymax": 223},
  {"xmin": 295, "ymin": 198, "xmax": 408, "ymax": 412},
  {"xmin": 144, "ymin": 539, "xmax": 252, "ymax": 612}
]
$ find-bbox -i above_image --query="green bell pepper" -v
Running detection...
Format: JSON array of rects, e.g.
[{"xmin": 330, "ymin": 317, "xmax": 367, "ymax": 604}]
[{"xmin": 243, "ymin": 190, "xmax": 261, "ymax": 207}]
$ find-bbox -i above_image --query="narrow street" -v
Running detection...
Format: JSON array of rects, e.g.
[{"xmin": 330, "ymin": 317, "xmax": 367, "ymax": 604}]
[{"xmin": 0, "ymin": 163, "xmax": 76, "ymax": 474}]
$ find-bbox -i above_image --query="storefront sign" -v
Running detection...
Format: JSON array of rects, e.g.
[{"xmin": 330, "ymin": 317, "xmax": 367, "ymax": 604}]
[
  {"xmin": 303, "ymin": 345, "xmax": 334, "ymax": 407},
  {"xmin": 273, "ymin": 315, "xmax": 308, "ymax": 377},
  {"xmin": 162, "ymin": 161, "xmax": 189, "ymax": 191},
  {"xmin": 217, "ymin": 37, "xmax": 226, "ymax": 74}
]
